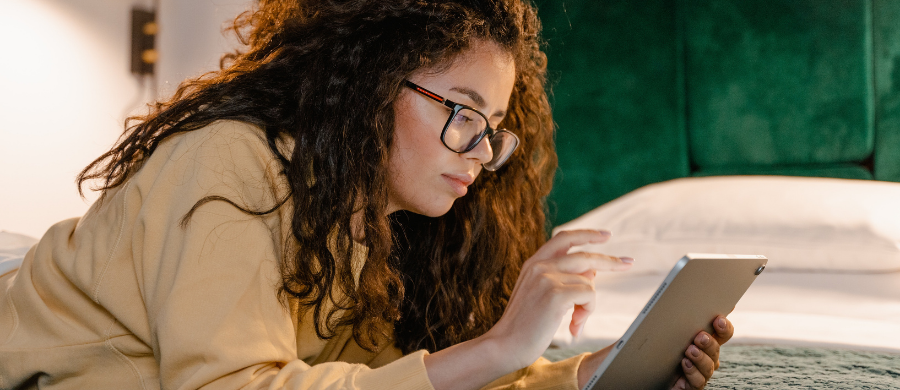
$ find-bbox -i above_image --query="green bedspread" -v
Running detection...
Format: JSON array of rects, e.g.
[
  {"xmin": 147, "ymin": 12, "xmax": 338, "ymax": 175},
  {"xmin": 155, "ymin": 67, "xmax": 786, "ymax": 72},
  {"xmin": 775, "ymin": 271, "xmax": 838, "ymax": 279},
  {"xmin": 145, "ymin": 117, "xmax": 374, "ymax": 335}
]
[{"xmin": 543, "ymin": 345, "xmax": 900, "ymax": 389}]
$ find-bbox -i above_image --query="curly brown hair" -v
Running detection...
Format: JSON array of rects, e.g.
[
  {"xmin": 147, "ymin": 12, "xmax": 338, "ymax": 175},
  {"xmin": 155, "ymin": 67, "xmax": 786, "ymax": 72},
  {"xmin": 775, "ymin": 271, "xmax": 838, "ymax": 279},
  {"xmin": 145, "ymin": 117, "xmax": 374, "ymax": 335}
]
[{"xmin": 77, "ymin": 0, "xmax": 555, "ymax": 354}]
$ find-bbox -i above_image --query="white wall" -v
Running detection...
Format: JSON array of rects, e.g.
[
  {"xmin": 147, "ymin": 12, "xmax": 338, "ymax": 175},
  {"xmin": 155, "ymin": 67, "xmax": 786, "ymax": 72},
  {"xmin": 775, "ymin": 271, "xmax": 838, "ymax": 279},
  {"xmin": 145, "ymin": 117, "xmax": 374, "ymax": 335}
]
[
  {"xmin": 0, "ymin": 0, "xmax": 249, "ymax": 239},
  {"xmin": 157, "ymin": 0, "xmax": 250, "ymax": 97}
]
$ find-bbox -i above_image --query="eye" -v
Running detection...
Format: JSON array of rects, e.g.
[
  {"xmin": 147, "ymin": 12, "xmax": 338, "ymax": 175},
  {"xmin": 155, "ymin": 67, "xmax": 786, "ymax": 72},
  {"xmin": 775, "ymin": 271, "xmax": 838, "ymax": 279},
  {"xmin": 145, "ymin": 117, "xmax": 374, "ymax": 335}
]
[{"xmin": 453, "ymin": 112, "xmax": 475, "ymax": 124}]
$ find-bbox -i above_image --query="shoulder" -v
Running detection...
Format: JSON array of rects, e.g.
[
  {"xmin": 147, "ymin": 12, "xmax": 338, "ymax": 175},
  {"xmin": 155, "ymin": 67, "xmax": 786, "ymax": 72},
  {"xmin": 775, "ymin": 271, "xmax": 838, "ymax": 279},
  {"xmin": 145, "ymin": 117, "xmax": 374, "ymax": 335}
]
[
  {"xmin": 167, "ymin": 120, "xmax": 278, "ymax": 166},
  {"xmin": 133, "ymin": 120, "xmax": 292, "ymax": 208}
]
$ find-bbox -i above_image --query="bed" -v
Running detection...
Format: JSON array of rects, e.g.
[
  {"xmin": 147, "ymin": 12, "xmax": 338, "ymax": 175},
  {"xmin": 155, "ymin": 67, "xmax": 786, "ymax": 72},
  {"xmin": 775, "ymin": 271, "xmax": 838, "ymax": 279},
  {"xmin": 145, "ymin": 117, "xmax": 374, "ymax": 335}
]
[
  {"xmin": 4, "ymin": 179, "xmax": 898, "ymax": 388},
  {"xmin": 543, "ymin": 176, "xmax": 900, "ymax": 388},
  {"xmin": 0, "ymin": 231, "xmax": 38, "ymax": 277},
  {"xmin": 537, "ymin": 0, "xmax": 900, "ymax": 387}
]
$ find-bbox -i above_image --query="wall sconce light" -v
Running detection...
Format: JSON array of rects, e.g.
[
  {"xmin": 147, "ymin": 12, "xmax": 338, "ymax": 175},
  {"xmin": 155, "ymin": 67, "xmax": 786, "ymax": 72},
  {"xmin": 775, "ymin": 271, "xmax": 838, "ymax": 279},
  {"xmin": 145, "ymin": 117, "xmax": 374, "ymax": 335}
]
[{"xmin": 131, "ymin": 8, "xmax": 156, "ymax": 75}]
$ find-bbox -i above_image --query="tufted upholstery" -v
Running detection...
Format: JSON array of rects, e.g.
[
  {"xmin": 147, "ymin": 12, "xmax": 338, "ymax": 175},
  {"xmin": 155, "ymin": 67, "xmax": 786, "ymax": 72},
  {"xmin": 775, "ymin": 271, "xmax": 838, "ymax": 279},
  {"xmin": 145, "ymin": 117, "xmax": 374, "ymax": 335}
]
[{"xmin": 541, "ymin": 0, "xmax": 900, "ymax": 226}]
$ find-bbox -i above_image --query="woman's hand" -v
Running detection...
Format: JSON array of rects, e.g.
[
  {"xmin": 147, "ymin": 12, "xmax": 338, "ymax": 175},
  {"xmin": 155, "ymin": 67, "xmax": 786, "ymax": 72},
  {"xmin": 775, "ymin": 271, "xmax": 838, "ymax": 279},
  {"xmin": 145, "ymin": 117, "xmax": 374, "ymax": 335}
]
[
  {"xmin": 483, "ymin": 229, "xmax": 633, "ymax": 371},
  {"xmin": 671, "ymin": 315, "xmax": 734, "ymax": 390},
  {"xmin": 424, "ymin": 230, "xmax": 632, "ymax": 390},
  {"xmin": 576, "ymin": 316, "xmax": 735, "ymax": 389}
]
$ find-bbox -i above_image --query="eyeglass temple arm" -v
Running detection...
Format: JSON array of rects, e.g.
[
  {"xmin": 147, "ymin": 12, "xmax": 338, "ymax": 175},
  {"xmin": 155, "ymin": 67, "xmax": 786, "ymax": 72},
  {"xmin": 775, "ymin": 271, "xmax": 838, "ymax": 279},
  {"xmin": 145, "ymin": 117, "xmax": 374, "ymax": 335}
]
[{"xmin": 404, "ymin": 80, "xmax": 458, "ymax": 110}]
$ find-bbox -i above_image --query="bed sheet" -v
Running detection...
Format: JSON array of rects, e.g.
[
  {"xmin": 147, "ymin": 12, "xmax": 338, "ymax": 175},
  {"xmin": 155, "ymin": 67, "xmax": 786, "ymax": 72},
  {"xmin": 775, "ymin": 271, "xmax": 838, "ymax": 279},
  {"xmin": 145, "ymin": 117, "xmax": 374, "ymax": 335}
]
[
  {"xmin": 552, "ymin": 270, "xmax": 900, "ymax": 353},
  {"xmin": 543, "ymin": 344, "xmax": 900, "ymax": 389},
  {"xmin": 0, "ymin": 231, "xmax": 37, "ymax": 276}
]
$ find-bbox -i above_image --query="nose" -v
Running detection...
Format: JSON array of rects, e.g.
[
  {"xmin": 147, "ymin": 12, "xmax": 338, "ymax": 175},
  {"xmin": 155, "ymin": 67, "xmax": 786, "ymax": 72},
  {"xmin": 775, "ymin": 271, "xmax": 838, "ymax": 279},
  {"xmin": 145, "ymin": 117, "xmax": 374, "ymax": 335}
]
[{"xmin": 464, "ymin": 134, "xmax": 493, "ymax": 166}]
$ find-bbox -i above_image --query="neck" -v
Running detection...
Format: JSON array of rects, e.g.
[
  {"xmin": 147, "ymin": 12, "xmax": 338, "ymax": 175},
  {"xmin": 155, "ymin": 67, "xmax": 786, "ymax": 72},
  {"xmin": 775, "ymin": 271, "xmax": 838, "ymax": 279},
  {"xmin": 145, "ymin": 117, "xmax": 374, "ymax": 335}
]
[{"xmin": 351, "ymin": 209, "xmax": 366, "ymax": 244}]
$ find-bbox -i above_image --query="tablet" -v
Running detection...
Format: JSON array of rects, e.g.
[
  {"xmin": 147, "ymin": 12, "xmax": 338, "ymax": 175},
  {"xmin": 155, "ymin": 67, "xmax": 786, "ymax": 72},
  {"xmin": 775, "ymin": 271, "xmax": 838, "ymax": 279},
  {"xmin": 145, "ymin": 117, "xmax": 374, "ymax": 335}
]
[{"xmin": 583, "ymin": 253, "xmax": 768, "ymax": 390}]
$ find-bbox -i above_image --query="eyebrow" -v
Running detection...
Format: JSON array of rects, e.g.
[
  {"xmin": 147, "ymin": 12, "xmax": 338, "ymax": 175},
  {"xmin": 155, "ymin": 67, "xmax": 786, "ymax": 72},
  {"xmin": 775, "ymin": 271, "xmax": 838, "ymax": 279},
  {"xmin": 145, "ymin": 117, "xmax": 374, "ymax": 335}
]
[{"xmin": 450, "ymin": 86, "xmax": 507, "ymax": 119}]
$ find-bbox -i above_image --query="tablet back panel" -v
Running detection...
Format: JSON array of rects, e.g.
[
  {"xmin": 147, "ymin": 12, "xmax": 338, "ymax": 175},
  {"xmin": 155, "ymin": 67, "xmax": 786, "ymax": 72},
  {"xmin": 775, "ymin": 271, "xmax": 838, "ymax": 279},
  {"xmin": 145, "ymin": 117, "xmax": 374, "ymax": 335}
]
[{"xmin": 586, "ymin": 254, "xmax": 767, "ymax": 390}]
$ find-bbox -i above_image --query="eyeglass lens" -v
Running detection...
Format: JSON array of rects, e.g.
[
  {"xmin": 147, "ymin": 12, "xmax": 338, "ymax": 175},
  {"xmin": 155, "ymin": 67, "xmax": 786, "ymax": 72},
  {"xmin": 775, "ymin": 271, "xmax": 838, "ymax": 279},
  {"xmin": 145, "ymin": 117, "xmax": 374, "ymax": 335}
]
[
  {"xmin": 484, "ymin": 131, "xmax": 518, "ymax": 171},
  {"xmin": 444, "ymin": 108, "xmax": 487, "ymax": 151},
  {"xmin": 444, "ymin": 108, "xmax": 518, "ymax": 171}
]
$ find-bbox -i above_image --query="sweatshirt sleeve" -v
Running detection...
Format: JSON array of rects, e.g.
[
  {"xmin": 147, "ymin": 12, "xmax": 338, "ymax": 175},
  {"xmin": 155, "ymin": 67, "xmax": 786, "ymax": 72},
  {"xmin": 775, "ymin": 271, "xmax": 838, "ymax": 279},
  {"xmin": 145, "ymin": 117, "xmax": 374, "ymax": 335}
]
[
  {"xmin": 130, "ymin": 121, "xmax": 435, "ymax": 390},
  {"xmin": 480, "ymin": 355, "xmax": 589, "ymax": 390}
]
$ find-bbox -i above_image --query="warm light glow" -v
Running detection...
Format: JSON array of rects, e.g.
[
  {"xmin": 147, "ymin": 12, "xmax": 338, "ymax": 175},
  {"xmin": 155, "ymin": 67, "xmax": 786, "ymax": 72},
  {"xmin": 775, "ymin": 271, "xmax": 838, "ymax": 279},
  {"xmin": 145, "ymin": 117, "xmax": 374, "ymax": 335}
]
[
  {"xmin": 0, "ymin": 0, "xmax": 142, "ymax": 238},
  {"xmin": 0, "ymin": 0, "xmax": 249, "ymax": 239}
]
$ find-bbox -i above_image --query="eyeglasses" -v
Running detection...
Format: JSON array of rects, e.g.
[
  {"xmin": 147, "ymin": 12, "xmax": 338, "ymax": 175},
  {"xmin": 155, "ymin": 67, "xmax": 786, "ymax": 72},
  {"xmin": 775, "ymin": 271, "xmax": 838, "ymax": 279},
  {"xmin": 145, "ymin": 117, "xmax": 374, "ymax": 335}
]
[{"xmin": 404, "ymin": 80, "xmax": 519, "ymax": 171}]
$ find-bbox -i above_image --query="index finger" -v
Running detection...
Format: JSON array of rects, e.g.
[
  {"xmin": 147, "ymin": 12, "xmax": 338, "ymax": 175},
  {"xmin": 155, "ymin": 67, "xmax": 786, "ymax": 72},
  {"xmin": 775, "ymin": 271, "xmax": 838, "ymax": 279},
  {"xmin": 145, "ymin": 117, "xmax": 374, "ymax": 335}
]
[
  {"xmin": 538, "ymin": 230, "xmax": 611, "ymax": 260},
  {"xmin": 553, "ymin": 252, "xmax": 634, "ymax": 274}
]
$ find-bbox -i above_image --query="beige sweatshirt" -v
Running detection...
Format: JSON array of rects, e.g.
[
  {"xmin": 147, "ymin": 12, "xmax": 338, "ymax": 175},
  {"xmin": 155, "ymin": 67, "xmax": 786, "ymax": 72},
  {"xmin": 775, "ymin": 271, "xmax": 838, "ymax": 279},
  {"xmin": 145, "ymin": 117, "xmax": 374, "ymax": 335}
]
[{"xmin": 0, "ymin": 120, "xmax": 585, "ymax": 390}]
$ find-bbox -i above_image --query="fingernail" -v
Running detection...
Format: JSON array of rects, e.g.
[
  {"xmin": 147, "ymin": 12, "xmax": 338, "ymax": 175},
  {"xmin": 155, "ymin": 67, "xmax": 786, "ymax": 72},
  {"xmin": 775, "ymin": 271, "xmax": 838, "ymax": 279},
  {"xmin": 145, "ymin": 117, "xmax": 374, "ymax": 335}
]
[
  {"xmin": 684, "ymin": 358, "xmax": 693, "ymax": 369},
  {"xmin": 600, "ymin": 230, "xmax": 612, "ymax": 236},
  {"xmin": 689, "ymin": 345, "xmax": 700, "ymax": 357},
  {"xmin": 620, "ymin": 257, "xmax": 634, "ymax": 264},
  {"xmin": 699, "ymin": 333, "xmax": 710, "ymax": 346},
  {"xmin": 572, "ymin": 320, "xmax": 585, "ymax": 339},
  {"xmin": 717, "ymin": 317, "xmax": 726, "ymax": 329}
]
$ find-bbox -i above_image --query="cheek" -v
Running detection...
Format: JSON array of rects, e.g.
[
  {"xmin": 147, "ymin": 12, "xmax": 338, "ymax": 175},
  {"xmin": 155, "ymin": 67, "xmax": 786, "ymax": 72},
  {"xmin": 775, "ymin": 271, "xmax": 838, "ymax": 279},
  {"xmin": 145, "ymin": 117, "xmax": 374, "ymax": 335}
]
[
  {"xmin": 391, "ymin": 94, "xmax": 452, "ymax": 171},
  {"xmin": 391, "ymin": 104, "xmax": 432, "ymax": 168},
  {"xmin": 386, "ymin": 98, "xmax": 457, "ymax": 215},
  {"xmin": 388, "ymin": 103, "xmax": 431, "ymax": 196}
]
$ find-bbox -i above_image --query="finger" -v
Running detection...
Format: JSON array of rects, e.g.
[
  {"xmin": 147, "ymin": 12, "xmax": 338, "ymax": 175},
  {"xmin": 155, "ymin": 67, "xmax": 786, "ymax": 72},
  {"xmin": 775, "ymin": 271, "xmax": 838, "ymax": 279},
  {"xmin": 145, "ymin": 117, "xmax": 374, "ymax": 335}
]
[
  {"xmin": 560, "ymin": 275, "xmax": 596, "ymax": 328},
  {"xmin": 547, "ymin": 252, "xmax": 633, "ymax": 274},
  {"xmin": 539, "ymin": 272, "xmax": 596, "ymax": 301},
  {"xmin": 680, "ymin": 357, "xmax": 708, "ymax": 389},
  {"xmin": 570, "ymin": 302, "xmax": 591, "ymax": 338},
  {"xmin": 711, "ymin": 316, "xmax": 734, "ymax": 345},
  {"xmin": 507, "ymin": 262, "xmax": 598, "ymax": 312},
  {"xmin": 538, "ymin": 274, "xmax": 595, "ymax": 337},
  {"xmin": 670, "ymin": 377, "xmax": 689, "ymax": 390},
  {"xmin": 579, "ymin": 269, "xmax": 597, "ymax": 281},
  {"xmin": 536, "ymin": 230, "xmax": 612, "ymax": 260},
  {"xmin": 568, "ymin": 284, "xmax": 597, "ymax": 336},
  {"xmin": 565, "ymin": 287, "xmax": 597, "ymax": 336},
  {"xmin": 685, "ymin": 344, "xmax": 715, "ymax": 381},
  {"xmin": 694, "ymin": 331, "xmax": 721, "ymax": 370}
]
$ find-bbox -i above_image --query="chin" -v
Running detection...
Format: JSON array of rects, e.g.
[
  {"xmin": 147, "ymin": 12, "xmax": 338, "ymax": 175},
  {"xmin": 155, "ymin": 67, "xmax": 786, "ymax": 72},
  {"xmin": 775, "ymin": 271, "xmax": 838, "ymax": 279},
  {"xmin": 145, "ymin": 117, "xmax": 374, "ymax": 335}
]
[{"xmin": 411, "ymin": 198, "xmax": 457, "ymax": 218}]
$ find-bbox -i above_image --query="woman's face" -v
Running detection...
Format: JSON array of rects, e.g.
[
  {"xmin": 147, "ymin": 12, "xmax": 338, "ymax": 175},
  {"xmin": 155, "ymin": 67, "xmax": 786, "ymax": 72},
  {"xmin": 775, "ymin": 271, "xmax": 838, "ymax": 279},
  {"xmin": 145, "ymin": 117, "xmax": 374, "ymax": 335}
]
[{"xmin": 387, "ymin": 41, "xmax": 517, "ymax": 217}]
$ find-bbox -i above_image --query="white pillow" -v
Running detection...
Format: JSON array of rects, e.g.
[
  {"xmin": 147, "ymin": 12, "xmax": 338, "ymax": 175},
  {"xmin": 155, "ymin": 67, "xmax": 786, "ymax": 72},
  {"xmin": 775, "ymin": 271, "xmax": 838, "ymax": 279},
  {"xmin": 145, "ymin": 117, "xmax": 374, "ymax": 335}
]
[
  {"xmin": 0, "ymin": 230, "xmax": 37, "ymax": 254},
  {"xmin": 553, "ymin": 176, "xmax": 900, "ymax": 273},
  {"xmin": 0, "ymin": 230, "xmax": 37, "ymax": 276}
]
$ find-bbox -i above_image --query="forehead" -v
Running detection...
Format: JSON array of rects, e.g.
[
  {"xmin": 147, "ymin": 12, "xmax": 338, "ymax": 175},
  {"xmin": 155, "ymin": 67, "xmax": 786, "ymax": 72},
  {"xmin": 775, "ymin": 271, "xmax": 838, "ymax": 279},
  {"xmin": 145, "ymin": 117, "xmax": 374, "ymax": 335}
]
[
  {"xmin": 425, "ymin": 41, "xmax": 515, "ymax": 80},
  {"xmin": 411, "ymin": 41, "xmax": 516, "ymax": 108}
]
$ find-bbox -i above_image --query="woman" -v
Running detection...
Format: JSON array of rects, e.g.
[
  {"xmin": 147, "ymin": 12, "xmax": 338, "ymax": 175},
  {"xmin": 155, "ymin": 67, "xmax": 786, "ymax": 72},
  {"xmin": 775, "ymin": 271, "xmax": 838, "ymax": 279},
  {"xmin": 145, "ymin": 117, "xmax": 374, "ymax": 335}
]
[{"xmin": 0, "ymin": 0, "xmax": 732, "ymax": 389}]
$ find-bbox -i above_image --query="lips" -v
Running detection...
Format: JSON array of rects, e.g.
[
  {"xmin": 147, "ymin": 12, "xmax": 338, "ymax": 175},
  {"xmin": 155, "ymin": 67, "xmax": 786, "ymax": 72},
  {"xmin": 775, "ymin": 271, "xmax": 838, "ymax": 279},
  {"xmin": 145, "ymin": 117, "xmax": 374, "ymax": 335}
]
[{"xmin": 442, "ymin": 173, "xmax": 474, "ymax": 197}]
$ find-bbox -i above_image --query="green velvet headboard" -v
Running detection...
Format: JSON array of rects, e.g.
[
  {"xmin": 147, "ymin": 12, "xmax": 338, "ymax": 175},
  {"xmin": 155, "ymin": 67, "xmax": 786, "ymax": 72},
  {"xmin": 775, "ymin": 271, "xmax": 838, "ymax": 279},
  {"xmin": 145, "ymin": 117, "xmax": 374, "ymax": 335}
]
[{"xmin": 539, "ymin": 0, "xmax": 900, "ymax": 226}]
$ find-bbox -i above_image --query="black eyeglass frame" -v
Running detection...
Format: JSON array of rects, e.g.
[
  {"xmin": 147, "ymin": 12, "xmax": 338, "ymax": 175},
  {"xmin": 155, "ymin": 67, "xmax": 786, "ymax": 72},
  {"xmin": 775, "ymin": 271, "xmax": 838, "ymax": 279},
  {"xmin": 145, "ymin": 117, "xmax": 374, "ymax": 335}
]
[{"xmin": 403, "ymin": 80, "xmax": 518, "ymax": 156}]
